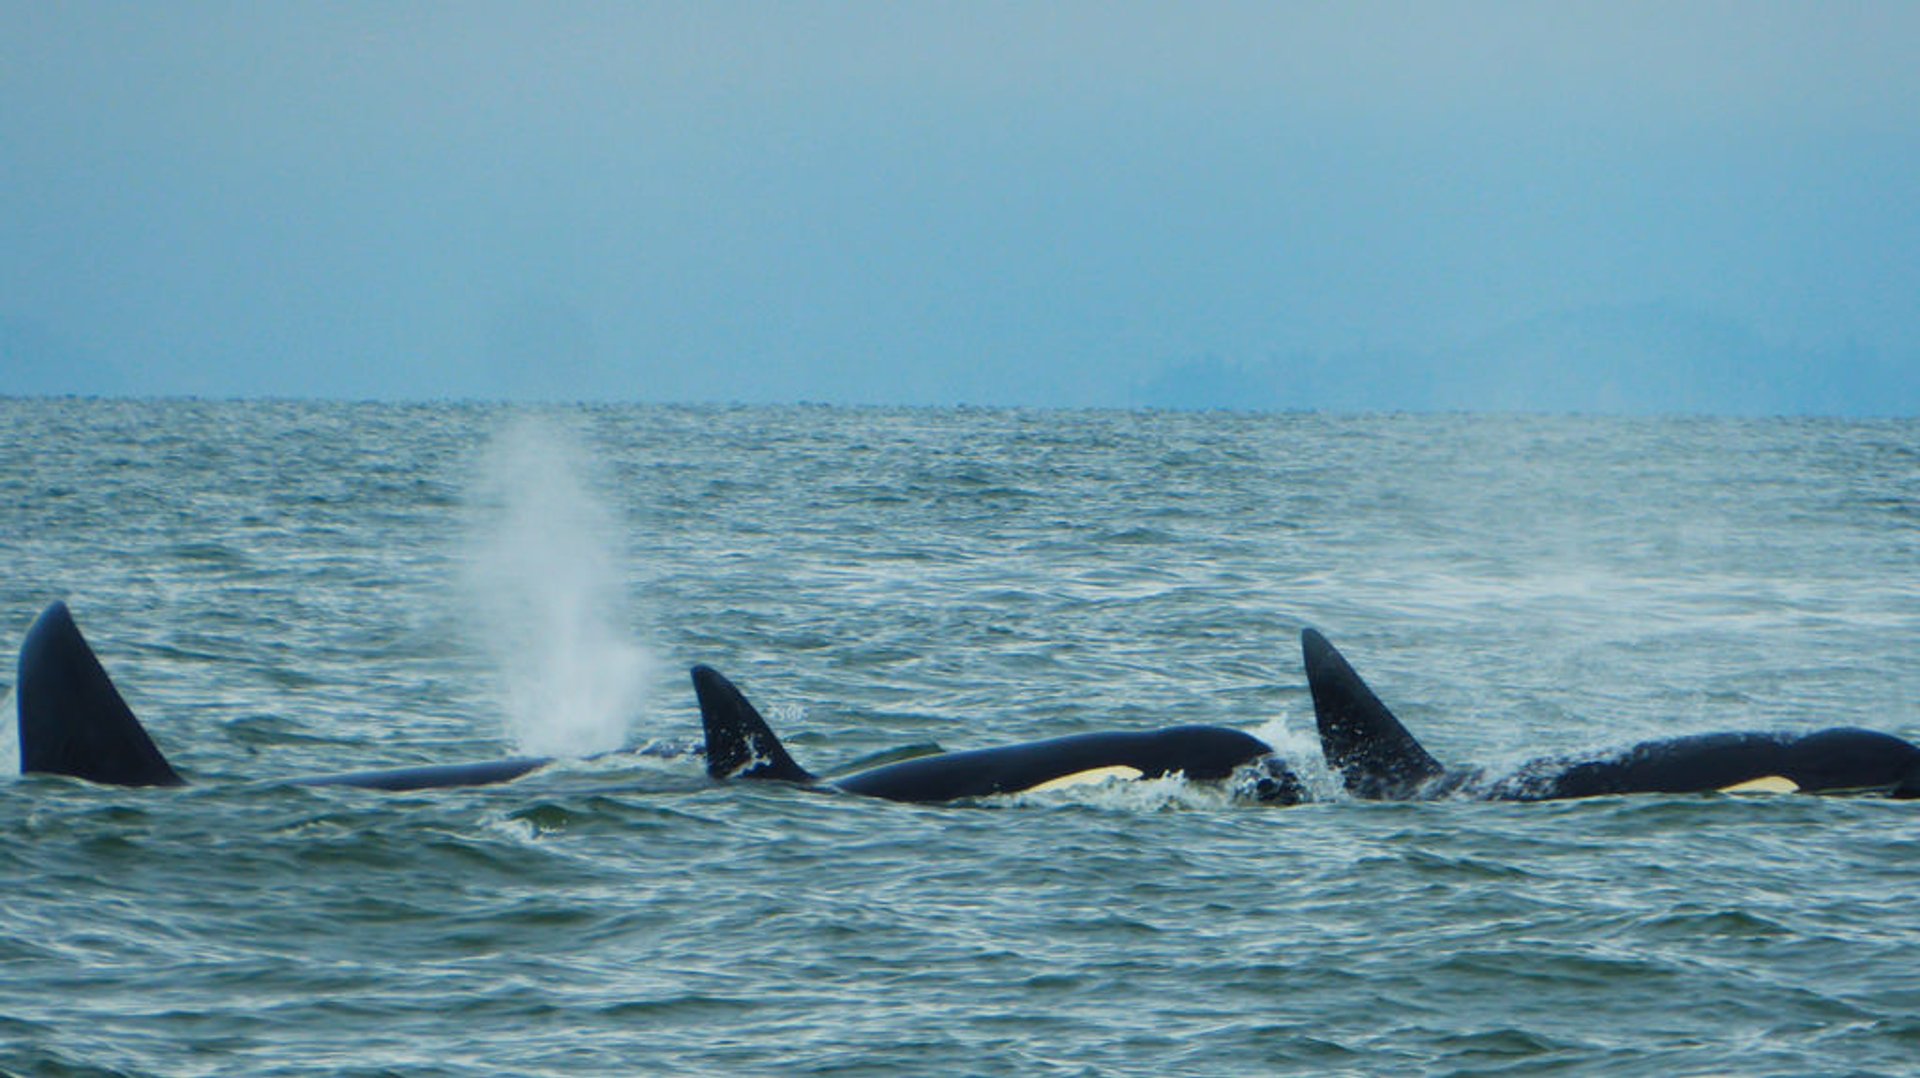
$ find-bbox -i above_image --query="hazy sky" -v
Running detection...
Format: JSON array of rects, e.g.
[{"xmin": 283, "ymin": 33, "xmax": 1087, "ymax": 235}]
[{"xmin": 3, "ymin": 2, "xmax": 1916, "ymax": 413}]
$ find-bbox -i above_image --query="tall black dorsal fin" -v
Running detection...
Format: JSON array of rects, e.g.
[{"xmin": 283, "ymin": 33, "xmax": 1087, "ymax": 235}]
[
  {"xmin": 16, "ymin": 601, "xmax": 184, "ymax": 787},
  {"xmin": 690, "ymin": 666, "xmax": 815, "ymax": 784},
  {"xmin": 1301, "ymin": 628, "xmax": 1444, "ymax": 799}
]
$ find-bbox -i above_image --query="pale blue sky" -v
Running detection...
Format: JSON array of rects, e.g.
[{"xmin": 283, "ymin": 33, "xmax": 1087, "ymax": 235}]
[{"xmin": 3, "ymin": 2, "xmax": 1916, "ymax": 413}]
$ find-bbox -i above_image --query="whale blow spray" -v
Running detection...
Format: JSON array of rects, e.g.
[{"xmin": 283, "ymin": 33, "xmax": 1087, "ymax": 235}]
[{"xmin": 464, "ymin": 416, "xmax": 654, "ymax": 757}]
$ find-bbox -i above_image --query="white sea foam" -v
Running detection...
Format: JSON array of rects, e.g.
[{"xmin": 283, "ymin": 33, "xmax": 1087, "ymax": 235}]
[
  {"xmin": 1251, "ymin": 710, "xmax": 1350, "ymax": 802},
  {"xmin": 0, "ymin": 686, "xmax": 17, "ymax": 776},
  {"xmin": 462, "ymin": 416, "xmax": 656, "ymax": 757}
]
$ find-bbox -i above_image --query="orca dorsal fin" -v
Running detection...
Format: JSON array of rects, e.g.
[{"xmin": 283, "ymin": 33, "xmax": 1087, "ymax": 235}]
[
  {"xmin": 1301, "ymin": 628, "xmax": 1444, "ymax": 799},
  {"xmin": 690, "ymin": 665, "xmax": 816, "ymax": 784},
  {"xmin": 16, "ymin": 601, "xmax": 184, "ymax": 787}
]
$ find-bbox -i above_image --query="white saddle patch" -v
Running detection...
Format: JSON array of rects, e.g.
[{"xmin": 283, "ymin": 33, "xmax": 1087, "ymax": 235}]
[
  {"xmin": 1719, "ymin": 774, "xmax": 1800, "ymax": 794},
  {"xmin": 1024, "ymin": 765, "xmax": 1146, "ymax": 793}
]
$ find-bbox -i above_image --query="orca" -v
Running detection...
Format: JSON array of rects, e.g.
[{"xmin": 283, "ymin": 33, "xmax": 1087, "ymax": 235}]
[
  {"xmin": 13, "ymin": 600, "xmax": 555, "ymax": 790},
  {"xmin": 691, "ymin": 665, "xmax": 1303, "ymax": 804},
  {"xmin": 11, "ymin": 598, "xmax": 1295, "ymax": 804},
  {"xmin": 1302, "ymin": 627, "xmax": 1920, "ymax": 801}
]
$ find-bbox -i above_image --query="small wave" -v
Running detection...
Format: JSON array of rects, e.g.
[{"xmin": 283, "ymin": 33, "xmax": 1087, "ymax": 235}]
[
  {"xmin": 164, "ymin": 541, "xmax": 253, "ymax": 570},
  {"xmin": 0, "ymin": 686, "xmax": 17, "ymax": 776}
]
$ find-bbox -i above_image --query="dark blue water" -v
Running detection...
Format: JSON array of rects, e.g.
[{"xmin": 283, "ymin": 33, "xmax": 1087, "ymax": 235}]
[{"xmin": 3, "ymin": 399, "xmax": 1917, "ymax": 1075}]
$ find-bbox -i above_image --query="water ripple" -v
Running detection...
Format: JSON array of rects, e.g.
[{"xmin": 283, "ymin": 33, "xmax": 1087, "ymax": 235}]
[{"xmin": 2, "ymin": 401, "xmax": 1918, "ymax": 1074}]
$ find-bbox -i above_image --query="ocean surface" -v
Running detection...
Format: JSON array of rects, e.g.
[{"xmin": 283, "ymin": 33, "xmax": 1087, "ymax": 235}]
[{"xmin": 2, "ymin": 398, "xmax": 1917, "ymax": 1076}]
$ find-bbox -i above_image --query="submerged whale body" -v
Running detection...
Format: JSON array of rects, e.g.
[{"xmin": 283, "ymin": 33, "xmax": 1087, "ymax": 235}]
[
  {"xmin": 1301, "ymin": 627, "xmax": 1920, "ymax": 801},
  {"xmin": 691, "ymin": 665, "xmax": 1303, "ymax": 804},
  {"xmin": 14, "ymin": 601, "xmax": 555, "ymax": 790}
]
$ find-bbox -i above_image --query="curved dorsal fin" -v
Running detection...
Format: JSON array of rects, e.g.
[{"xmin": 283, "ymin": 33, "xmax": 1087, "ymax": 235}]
[
  {"xmin": 1301, "ymin": 628, "xmax": 1443, "ymax": 799},
  {"xmin": 17, "ymin": 601, "xmax": 184, "ymax": 787},
  {"xmin": 690, "ymin": 665, "xmax": 815, "ymax": 784}
]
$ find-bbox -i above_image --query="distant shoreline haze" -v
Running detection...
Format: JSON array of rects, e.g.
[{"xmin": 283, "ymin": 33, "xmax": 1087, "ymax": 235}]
[{"xmin": 4, "ymin": 5, "xmax": 1914, "ymax": 416}]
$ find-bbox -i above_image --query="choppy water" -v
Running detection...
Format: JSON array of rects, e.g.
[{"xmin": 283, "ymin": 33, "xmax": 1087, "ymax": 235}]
[{"xmin": 2, "ymin": 398, "xmax": 1918, "ymax": 1075}]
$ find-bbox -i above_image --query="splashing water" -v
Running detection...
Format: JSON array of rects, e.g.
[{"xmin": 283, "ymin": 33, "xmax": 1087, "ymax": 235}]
[
  {"xmin": 462, "ymin": 416, "xmax": 655, "ymax": 757},
  {"xmin": 1251, "ymin": 711, "xmax": 1348, "ymax": 802}
]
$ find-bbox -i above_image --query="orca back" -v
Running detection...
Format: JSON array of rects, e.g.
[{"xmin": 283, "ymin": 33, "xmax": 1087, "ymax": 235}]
[
  {"xmin": 16, "ymin": 601, "xmax": 184, "ymax": 787},
  {"xmin": 1301, "ymin": 628, "xmax": 1445, "ymax": 799},
  {"xmin": 1490, "ymin": 728, "xmax": 1920, "ymax": 800},
  {"xmin": 833, "ymin": 725, "xmax": 1285, "ymax": 804},
  {"xmin": 1778, "ymin": 727, "xmax": 1920, "ymax": 796},
  {"xmin": 295, "ymin": 757, "xmax": 554, "ymax": 791}
]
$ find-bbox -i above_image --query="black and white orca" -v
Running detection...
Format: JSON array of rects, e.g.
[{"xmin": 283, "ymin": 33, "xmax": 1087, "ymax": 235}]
[
  {"xmin": 691, "ymin": 665, "xmax": 1303, "ymax": 804},
  {"xmin": 1302, "ymin": 627, "xmax": 1920, "ymax": 801},
  {"xmin": 13, "ymin": 600, "xmax": 556, "ymax": 790},
  {"xmin": 12, "ymin": 599, "xmax": 1299, "ymax": 804}
]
